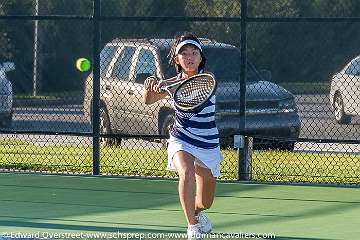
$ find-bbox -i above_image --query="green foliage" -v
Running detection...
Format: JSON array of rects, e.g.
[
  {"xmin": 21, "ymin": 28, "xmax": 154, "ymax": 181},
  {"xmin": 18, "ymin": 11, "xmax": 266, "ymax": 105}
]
[
  {"xmin": 0, "ymin": 0, "xmax": 30, "ymax": 61},
  {"xmin": 248, "ymin": 0, "xmax": 298, "ymax": 17},
  {"xmin": 185, "ymin": 0, "xmax": 241, "ymax": 46},
  {"xmin": 100, "ymin": 0, "xmax": 188, "ymax": 46},
  {"xmin": 245, "ymin": 0, "xmax": 360, "ymax": 84}
]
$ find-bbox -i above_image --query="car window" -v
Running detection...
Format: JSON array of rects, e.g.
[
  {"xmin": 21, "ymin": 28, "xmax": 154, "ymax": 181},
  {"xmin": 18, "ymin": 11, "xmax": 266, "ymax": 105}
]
[
  {"xmin": 159, "ymin": 49, "xmax": 176, "ymax": 79},
  {"xmin": 110, "ymin": 46, "xmax": 136, "ymax": 81},
  {"xmin": 160, "ymin": 47, "xmax": 259, "ymax": 82},
  {"xmin": 134, "ymin": 48, "xmax": 157, "ymax": 84},
  {"xmin": 204, "ymin": 48, "xmax": 241, "ymax": 82},
  {"xmin": 345, "ymin": 58, "xmax": 360, "ymax": 76},
  {"xmin": 100, "ymin": 45, "xmax": 117, "ymax": 76},
  {"xmin": 203, "ymin": 48, "xmax": 258, "ymax": 82},
  {"xmin": 246, "ymin": 61, "xmax": 262, "ymax": 82}
]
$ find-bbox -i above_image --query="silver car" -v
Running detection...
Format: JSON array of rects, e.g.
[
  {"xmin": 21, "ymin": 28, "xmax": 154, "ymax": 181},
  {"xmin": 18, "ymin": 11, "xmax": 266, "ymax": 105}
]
[
  {"xmin": 330, "ymin": 55, "xmax": 360, "ymax": 124},
  {"xmin": 83, "ymin": 38, "xmax": 300, "ymax": 150},
  {"xmin": 0, "ymin": 62, "xmax": 14, "ymax": 128}
]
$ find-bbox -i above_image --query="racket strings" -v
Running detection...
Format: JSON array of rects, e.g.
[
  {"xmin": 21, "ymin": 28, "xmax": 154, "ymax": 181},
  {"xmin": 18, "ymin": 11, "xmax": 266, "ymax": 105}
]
[{"xmin": 174, "ymin": 76, "xmax": 215, "ymax": 108}]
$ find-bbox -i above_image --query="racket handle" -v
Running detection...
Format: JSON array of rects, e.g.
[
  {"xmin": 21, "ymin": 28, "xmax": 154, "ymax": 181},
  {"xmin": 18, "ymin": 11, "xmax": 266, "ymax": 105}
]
[
  {"xmin": 157, "ymin": 80, "xmax": 168, "ymax": 92},
  {"xmin": 159, "ymin": 87, "xmax": 167, "ymax": 93},
  {"xmin": 157, "ymin": 77, "xmax": 183, "ymax": 93}
]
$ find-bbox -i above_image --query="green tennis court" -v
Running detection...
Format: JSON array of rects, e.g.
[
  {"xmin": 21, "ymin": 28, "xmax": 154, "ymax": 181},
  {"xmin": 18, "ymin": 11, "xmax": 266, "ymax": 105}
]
[{"xmin": 0, "ymin": 173, "xmax": 359, "ymax": 240}]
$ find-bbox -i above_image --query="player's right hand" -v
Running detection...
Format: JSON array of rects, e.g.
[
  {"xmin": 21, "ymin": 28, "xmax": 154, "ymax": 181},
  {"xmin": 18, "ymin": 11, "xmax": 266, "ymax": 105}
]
[{"xmin": 144, "ymin": 76, "xmax": 161, "ymax": 93}]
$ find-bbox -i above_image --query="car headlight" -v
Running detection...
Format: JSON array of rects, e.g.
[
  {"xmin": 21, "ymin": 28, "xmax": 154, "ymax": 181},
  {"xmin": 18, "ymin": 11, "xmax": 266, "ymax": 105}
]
[{"xmin": 278, "ymin": 99, "xmax": 297, "ymax": 113}]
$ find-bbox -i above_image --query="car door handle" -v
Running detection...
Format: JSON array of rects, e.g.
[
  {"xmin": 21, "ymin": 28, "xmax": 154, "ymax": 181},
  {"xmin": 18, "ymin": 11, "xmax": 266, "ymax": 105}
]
[{"xmin": 127, "ymin": 90, "xmax": 134, "ymax": 95}]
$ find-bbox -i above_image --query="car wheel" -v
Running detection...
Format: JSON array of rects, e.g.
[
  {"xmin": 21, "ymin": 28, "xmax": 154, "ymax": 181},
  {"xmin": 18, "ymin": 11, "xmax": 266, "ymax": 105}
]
[
  {"xmin": 160, "ymin": 114, "xmax": 175, "ymax": 148},
  {"xmin": 99, "ymin": 107, "xmax": 118, "ymax": 147},
  {"xmin": 333, "ymin": 93, "xmax": 351, "ymax": 124}
]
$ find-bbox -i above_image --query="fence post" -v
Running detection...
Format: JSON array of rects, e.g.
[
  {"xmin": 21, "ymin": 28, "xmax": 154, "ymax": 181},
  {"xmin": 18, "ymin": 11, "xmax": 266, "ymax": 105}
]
[
  {"xmin": 33, "ymin": 0, "xmax": 43, "ymax": 96},
  {"xmin": 92, "ymin": 0, "xmax": 101, "ymax": 175},
  {"xmin": 238, "ymin": 0, "xmax": 250, "ymax": 180},
  {"xmin": 238, "ymin": 136, "xmax": 252, "ymax": 180}
]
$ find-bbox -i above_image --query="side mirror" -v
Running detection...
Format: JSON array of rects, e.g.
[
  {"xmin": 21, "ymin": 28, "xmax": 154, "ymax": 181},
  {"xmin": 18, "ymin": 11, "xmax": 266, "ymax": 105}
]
[
  {"xmin": 260, "ymin": 69, "xmax": 272, "ymax": 81},
  {"xmin": 2, "ymin": 62, "xmax": 15, "ymax": 72},
  {"xmin": 135, "ymin": 73, "xmax": 152, "ymax": 84}
]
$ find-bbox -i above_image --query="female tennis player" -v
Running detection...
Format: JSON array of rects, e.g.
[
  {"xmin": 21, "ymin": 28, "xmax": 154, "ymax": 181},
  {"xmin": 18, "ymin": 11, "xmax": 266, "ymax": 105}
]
[{"xmin": 143, "ymin": 32, "xmax": 223, "ymax": 240}]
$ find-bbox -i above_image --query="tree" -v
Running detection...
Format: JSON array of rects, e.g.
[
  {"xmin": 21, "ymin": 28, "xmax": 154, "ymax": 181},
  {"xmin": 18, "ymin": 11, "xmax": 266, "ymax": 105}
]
[
  {"xmin": 0, "ymin": 7, "xmax": 13, "ymax": 61},
  {"xmin": 1, "ymin": 0, "xmax": 33, "ymax": 93}
]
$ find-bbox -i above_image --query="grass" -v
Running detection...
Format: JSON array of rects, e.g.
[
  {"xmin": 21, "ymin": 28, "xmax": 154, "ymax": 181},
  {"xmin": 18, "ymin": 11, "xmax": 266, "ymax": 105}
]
[
  {"xmin": 251, "ymin": 150, "xmax": 360, "ymax": 184},
  {"xmin": 0, "ymin": 139, "xmax": 359, "ymax": 184},
  {"xmin": 14, "ymin": 95, "xmax": 60, "ymax": 100},
  {"xmin": 14, "ymin": 91, "xmax": 83, "ymax": 102}
]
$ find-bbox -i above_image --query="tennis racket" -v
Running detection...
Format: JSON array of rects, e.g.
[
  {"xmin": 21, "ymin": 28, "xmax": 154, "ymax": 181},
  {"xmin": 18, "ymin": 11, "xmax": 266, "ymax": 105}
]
[{"xmin": 158, "ymin": 73, "xmax": 217, "ymax": 112}]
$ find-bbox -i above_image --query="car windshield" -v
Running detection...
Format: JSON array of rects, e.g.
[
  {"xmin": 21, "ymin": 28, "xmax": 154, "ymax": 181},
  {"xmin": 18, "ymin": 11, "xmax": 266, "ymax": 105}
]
[
  {"xmin": 159, "ymin": 47, "xmax": 259, "ymax": 82},
  {"xmin": 204, "ymin": 48, "xmax": 240, "ymax": 82},
  {"xmin": 345, "ymin": 57, "xmax": 360, "ymax": 76},
  {"xmin": 159, "ymin": 50, "xmax": 176, "ymax": 78},
  {"xmin": 100, "ymin": 45, "xmax": 117, "ymax": 75}
]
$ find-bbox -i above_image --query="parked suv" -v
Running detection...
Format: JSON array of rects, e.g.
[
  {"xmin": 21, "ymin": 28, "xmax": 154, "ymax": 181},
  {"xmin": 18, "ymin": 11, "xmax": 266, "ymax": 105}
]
[
  {"xmin": 0, "ymin": 62, "xmax": 15, "ymax": 128},
  {"xmin": 83, "ymin": 38, "xmax": 300, "ymax": 150}
]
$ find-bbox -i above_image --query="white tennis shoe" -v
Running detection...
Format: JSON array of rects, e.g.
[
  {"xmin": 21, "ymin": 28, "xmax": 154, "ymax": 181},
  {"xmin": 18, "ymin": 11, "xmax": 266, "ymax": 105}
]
[
  {"xmin": 187, "ymin": 223, "xmax": 202, "ymax": 240},
  {"xmin": 196, "ymin": 211, "xmax": 213, "ymax": 233}
]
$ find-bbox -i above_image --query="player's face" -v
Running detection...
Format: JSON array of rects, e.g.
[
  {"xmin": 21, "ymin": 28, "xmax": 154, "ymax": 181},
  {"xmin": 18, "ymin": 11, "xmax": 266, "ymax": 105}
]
[{"xmin": 176, "ymin": 45, "xmax": 202, "ymax": 75}]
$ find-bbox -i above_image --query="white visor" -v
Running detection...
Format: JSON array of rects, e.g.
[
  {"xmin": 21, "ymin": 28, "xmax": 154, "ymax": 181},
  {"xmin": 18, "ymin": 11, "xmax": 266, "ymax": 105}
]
[{"xmin": 175, "ymin": 39, "xmax": 202, "ymax": 54}]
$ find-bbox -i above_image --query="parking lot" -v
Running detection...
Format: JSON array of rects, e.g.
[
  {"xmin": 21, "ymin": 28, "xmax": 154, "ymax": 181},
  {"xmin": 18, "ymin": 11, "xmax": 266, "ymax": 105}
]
[{"xmin": 2, "ymin": 94, "xmax": 360, "ymax": 153}]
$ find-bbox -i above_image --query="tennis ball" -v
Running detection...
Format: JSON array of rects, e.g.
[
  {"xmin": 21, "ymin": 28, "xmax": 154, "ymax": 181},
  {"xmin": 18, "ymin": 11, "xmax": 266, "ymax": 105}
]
[{"xmin": 76, "ymin": 58, "xmax": 91, "ymax": 72}]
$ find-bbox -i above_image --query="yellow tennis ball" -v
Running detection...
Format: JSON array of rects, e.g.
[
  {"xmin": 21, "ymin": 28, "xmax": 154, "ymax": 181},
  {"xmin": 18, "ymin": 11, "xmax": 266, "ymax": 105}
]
[{"xmin": 76, "ymin": 58, "xmax": 91, "ymax": 72}]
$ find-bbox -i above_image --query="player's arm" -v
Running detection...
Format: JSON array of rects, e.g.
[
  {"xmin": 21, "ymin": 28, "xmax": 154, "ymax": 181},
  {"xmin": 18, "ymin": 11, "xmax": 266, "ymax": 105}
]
[{"xmin": 143, "ymin": 76, "xmax": 168, "ymax": 105}]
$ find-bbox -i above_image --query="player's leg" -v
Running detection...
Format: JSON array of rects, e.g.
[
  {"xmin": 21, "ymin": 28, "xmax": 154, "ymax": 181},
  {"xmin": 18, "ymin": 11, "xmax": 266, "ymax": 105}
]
[
  {"xmin": 172, "ymin": 150, "xmax": 197, "ymax": 225},
  {"xmin": 194, "ymin": 164, "xmax": 216, "ymax": 233},
  {"xmin": 195, "ymin": 164, "xmax": 216, "ymax": 212}
]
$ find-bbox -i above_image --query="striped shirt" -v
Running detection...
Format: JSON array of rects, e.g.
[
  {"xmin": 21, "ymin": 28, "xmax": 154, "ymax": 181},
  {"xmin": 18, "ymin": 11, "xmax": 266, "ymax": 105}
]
[{"xmin": 170, "ymin": 73, "xmax": 220, "ymax": 149}]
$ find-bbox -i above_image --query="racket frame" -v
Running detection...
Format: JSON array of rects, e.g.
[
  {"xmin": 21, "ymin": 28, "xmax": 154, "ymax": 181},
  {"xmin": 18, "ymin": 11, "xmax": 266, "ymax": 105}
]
[{"xmin": 159, "ymin": 73, "xmax": 217, "ymax": 112}]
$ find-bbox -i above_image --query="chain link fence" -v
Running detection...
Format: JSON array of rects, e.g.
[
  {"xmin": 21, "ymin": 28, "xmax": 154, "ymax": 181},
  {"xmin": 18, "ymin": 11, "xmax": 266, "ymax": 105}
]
[{"xmin": 0, "ymin": 0, "xmax": 359, "ymax": 185}]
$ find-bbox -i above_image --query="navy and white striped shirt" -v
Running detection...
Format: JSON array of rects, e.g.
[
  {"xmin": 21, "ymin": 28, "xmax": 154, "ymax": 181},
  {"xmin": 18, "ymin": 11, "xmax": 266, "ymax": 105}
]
[{"xmin": 170, "ymin": 73, "xmax": 219, "ymax": 149}]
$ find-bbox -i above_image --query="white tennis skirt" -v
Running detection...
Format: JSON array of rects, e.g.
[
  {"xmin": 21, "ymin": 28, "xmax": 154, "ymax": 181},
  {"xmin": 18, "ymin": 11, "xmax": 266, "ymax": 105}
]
[{"xmin": 167, "ymin": 136, "xmax": 224, "ymax": 177}]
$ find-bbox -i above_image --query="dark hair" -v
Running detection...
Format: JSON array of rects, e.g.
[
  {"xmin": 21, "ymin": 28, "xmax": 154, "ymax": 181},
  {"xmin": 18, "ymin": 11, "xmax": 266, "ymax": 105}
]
[{"xmin": 168, "ymin": 32, "xmax": 207, "ymax": 73}]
